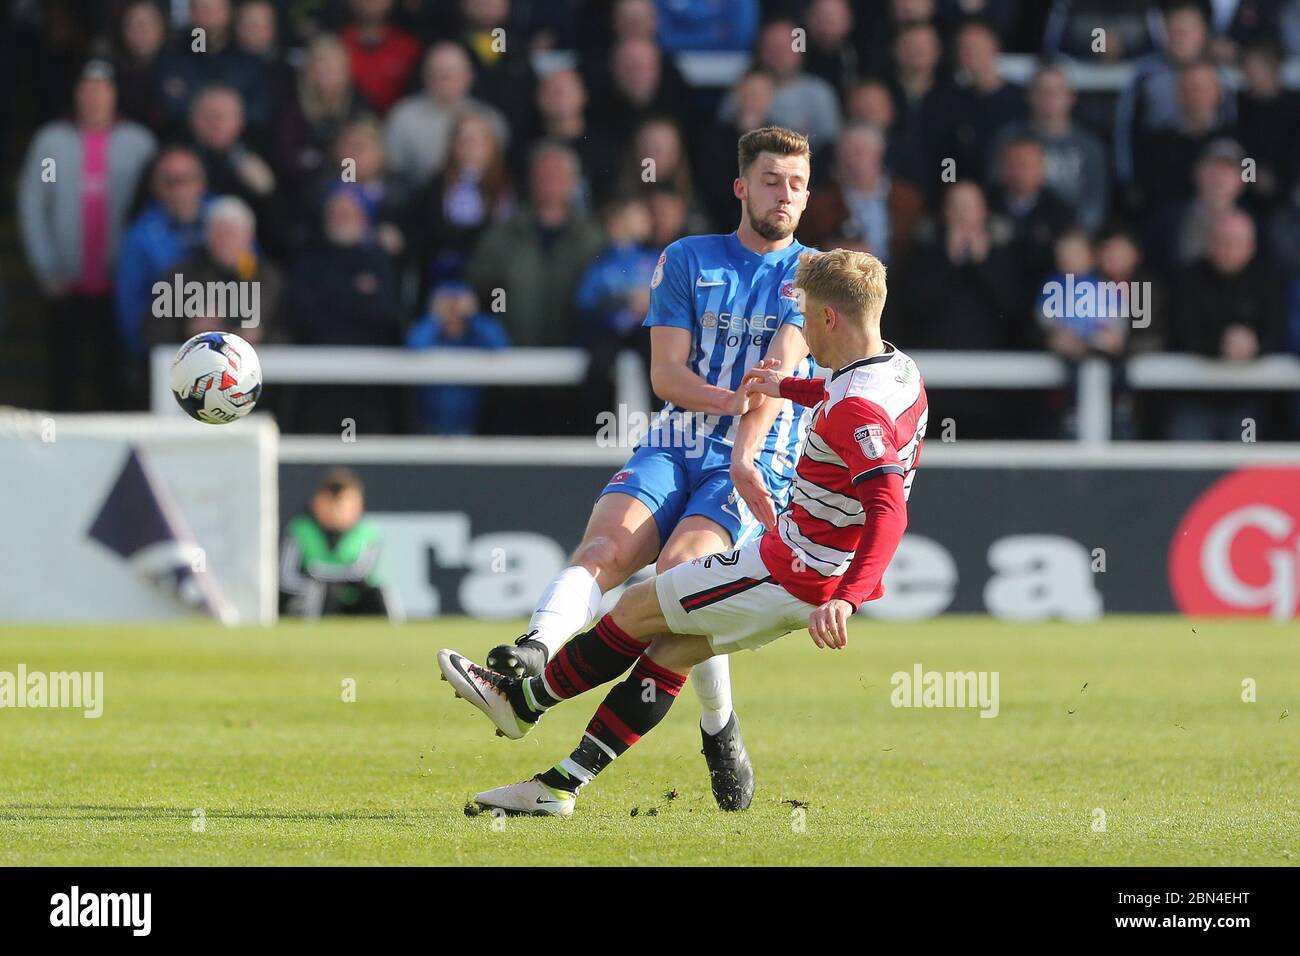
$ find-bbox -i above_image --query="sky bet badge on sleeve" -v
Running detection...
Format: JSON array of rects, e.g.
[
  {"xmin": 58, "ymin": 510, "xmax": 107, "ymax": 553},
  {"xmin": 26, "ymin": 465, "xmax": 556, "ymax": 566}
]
[{"xmin": 855, "ymin": 423, "xmax": 886, "ymax": 459}]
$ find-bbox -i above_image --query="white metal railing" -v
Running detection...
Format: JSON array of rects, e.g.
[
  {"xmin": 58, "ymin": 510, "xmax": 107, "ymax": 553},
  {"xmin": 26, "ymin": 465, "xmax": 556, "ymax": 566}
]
[
  {"xmin": 1126, "ymin": 353, "xmax": 1300, "ymax": 390},
  {"xmin": 151, "ymin": 345, "xmax": 1300, "ymax": 444},
  {"xmin": 910, "ymin": 351, "xmax": 1300, "ymax": 445},
  {"xmin": 151, "ymin": 344, "xmax": 653, "ymax": 419}
]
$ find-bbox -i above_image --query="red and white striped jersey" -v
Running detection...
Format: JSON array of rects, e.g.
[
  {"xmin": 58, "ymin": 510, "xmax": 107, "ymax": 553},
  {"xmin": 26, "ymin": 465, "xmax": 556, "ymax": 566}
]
[{"xmin": 759, "ymin": 342, "xmax": 927, "ymax": 607}]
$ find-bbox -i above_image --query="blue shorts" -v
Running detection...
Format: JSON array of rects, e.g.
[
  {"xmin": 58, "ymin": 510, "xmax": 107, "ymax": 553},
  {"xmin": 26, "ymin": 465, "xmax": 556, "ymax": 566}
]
[{"xmin": 599, "ymin": 438, "xmax": 785, "ymax": 549}]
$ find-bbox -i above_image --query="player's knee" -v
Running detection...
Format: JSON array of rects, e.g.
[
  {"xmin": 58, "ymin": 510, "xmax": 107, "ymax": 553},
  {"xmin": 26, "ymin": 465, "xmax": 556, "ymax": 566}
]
[
  {"xmin": 575, "ymin": 534, "xmax": 637, "ymax": 580},
  {"xmin": 647, "ymin": 634, "xmax": 711, "ymax": 673},
  {"xmin": 609, "ymin": 578, "xmax": 660, "ymax": 638}
]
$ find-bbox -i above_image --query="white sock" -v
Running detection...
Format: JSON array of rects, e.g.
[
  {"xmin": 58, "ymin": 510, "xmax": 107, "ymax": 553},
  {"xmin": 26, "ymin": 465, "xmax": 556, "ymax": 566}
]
[
  {"xmin": 526, "ymin": 566, "xmax": 603, "ymax": 657},
  {"xmin": 692, "ymin": 655, "xmax": 734, "ymax": 735}
]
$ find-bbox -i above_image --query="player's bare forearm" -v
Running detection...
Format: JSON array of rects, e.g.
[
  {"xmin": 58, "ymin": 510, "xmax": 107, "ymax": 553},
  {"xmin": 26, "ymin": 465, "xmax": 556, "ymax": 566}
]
[
  {"xmin": 732, "ymin": 383, "xmax": 783, "ymax": 462},
  {"xmin": 648, "ymin": 326, "xmax": 736, "ymax": 415},
  {"xmin": 650, "ymin": 361, "xmax": 737, "ymax": 415},
  {"xmin": 732, "ymin": 324, "xmax": 810, "ymax": 464},
  {"xmin": 730, "ymin": 325, "xmax": 811, "ymax": 531},
  {"xmin": 730, "ymin": 391, "xmax": 785, "ymax": 530}
]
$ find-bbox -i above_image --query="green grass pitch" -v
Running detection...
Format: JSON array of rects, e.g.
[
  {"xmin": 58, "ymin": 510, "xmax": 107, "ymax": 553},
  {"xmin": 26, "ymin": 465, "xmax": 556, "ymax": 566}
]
[{"xmin": 1, "ymin": 616, "xmax": 1296, "ymax": 866}]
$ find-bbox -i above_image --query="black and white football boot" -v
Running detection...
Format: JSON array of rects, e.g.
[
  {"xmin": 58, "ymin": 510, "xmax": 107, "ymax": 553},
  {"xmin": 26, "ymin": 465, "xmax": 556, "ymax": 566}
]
[
  {"xmin": 437, "ymin": 649, "xmax": 532, "ymax": 740},
  {"xmin": 700, "ymin": 713, "xmax": 755, "ymax": 811},
  {"xmin": 485, "ymin": 629, "xmax": 550, "ymax": 679}
]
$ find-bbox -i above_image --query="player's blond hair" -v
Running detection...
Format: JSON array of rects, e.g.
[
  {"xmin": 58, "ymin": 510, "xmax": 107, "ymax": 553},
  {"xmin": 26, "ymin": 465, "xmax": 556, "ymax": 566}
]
[
  {"xmin": 737, "ymin": 126, "xmax": 812, "ymax": 177},
  {"xmin": 795, "ymin": 249, "xmax": 888, "ymax": 325}
]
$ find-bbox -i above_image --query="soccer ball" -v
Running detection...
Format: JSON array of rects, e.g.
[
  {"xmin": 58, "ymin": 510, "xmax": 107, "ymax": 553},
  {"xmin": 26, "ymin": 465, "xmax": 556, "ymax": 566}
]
[{"xmin": 170, "ymin": 331, "xmax": 263, "ymax": 424}]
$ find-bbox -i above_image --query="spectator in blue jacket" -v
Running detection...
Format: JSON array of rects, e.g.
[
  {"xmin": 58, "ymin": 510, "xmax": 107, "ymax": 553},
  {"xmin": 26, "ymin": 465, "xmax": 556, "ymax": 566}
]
[
  {"xmin": 654, "ymin": 0, "xmax": 758, "ymax": 52},
  {"xmin": 576, "ymin": 195, "xmax": 658, "ymax": 423},
  {"xmin": 405, "ymin": 281, "xmax": 509, "ymax": 435},
  {"xmin": 115, "ymin": 145, "xmax": 212, "ymax": 360},
  {"xmin": 575, "ymin": 195, "xmax": 660, "ymax": 344}
]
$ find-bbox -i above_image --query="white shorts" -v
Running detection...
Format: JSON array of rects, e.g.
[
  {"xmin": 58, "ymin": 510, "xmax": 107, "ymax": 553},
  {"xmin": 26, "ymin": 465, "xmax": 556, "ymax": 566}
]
[{"xmin": 655, "ymin": 538, "xmax": 818, "ymax": 654}]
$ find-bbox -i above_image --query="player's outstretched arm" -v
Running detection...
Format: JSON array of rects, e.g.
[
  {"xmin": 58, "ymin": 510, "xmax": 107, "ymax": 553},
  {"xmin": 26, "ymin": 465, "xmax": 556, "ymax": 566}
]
[
  {"xmin": 731, "ymin": 325, "xmax": 811, "ymax": 530},
  {"xmin": 744, "ymin": 366, "xmax": 826, "ymax": 407}
]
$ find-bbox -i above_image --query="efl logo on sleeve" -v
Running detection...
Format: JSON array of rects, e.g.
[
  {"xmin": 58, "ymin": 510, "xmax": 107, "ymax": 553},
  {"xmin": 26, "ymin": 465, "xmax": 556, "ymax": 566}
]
[{"xmin": 855, "ymin": 424, "xmax": 886, "ymax": 459}]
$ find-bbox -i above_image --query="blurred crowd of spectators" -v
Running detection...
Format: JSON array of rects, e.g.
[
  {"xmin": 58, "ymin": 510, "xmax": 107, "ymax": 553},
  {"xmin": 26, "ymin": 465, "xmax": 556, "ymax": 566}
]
[{"xmin": 9, "ymin": 0, "xmax": 1300, "ymax": 438}]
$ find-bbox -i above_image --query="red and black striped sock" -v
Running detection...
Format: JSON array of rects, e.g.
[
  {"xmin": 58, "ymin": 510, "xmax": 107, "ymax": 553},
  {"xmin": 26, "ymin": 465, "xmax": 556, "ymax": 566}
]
[
  {"xmin": 538, "ymin": 655, "xmax": 687, "ymax": 793},
  {"xmin": 509, "ymin": 614, "xmax": 647, "ymax": 724}
]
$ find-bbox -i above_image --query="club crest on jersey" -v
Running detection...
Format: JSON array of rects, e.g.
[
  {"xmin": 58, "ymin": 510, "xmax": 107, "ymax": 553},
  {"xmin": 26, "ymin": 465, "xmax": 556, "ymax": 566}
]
[
  {"xmin": 610, "ymin": 468, "xmax": 633, "ymax": 483},
  {"xmin": 894, "ymin": 357, "xmax": 914, "ymax": 385},
  {"xmin": 780, "ymin": 281, "xmax": 800, "ymax": 300},
  {"xmin": 855, "ymin": 423, "xmax": 886, "ymax": 460},
  {"xmin": 650, "ymin": 254, "xmax": 666, "ymax": 289}
]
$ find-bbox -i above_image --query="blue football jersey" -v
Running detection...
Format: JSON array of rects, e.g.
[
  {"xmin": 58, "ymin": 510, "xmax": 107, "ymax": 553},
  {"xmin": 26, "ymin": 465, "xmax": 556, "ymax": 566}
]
[{"xmin": 643, "ymin": 232, "xmax": 816, "ymax": 479}]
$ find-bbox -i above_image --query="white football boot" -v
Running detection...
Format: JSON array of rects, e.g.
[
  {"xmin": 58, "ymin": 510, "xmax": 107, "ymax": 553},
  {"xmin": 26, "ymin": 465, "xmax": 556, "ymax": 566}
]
[
  {"xmin": 438, "ymin": 649, "xmax": 534, "ymax": 740},
  {"xmin": 474, "ymin": 777, "xmax": 576, "ymax": 818}
]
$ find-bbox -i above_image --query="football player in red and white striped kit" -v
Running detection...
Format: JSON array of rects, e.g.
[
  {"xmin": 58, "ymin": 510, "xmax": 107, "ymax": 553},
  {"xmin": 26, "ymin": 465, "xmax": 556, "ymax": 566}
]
[
  {"xmin": 437, "ymin": 249, "xmax": 928, "ymax": 816},
  {"xmin": 749, "ymin": 270, "xmax": 927, "ymax": 630}
]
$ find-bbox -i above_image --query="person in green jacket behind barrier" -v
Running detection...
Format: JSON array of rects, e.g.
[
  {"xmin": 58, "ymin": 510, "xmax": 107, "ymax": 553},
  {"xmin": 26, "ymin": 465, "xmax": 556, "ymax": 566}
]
[{"xmin": 279, "ymin": 467, "xmax": 401, "ymax": 621}]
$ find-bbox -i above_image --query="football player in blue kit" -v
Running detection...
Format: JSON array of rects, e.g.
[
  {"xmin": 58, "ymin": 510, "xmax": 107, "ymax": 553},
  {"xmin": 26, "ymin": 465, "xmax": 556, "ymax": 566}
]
[{"xmin": 481, "ymin": 126, "xmax": 816, "ymax": 810}]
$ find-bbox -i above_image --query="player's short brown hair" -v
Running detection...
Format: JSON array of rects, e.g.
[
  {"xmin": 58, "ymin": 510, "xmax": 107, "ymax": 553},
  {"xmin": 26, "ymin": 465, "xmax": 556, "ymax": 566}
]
[
  {"xmin": 737, "ymin": 126, "xmax": 811, "ymax": 177},
  {"xmin": 795, "ymin": 249, "xmax": 888, "ymax": 324}
]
